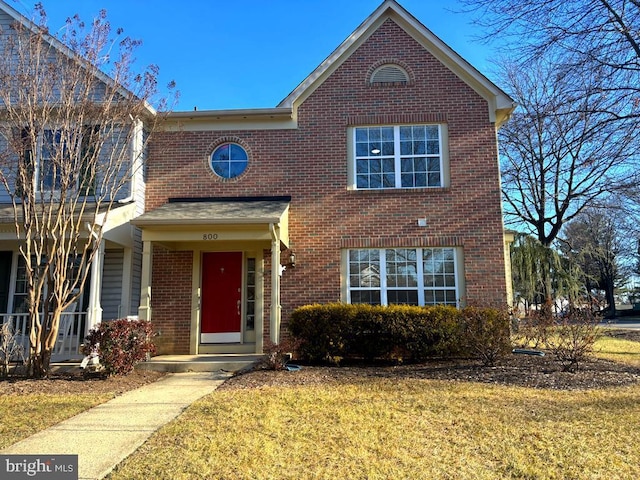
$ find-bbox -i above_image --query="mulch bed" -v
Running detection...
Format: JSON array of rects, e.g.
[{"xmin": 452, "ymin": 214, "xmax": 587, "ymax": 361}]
[
  {"xmin": 219, "ymin": 353, "xmax": 640, "ymax": 392},
  {"xmin": 219, "ymin": 329, "xmax": 640, "ymax": 392},
  {"xmin": 2, "ymin": 329, "xmax": 639, "ymax": 394},
  {"xmin": 0, "ymin": 369, "xmax": 165, "ymax": 396}
]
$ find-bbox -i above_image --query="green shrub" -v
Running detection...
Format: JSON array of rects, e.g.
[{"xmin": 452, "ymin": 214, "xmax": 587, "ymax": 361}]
[
  {"xmin": 82, "ymin": 319, "xmax": 156, "ymax": 376},
  {"xmin": 288, "ymin": 303, "xmax": 512, "ymax": 365},
  {"xmin": 288, "ymin": 303, "xmax": 354, "ymax": 363},
  {"xmin": 402, "ymin": 305, "xmax": 466, "ymax": 361},
  {"xmin": 348, "ymin": 304, "xmax": 394, "ymax": 360},
  {"xmin": 460, "ymin": 306, "xmax": 512, "ymax": 366}
]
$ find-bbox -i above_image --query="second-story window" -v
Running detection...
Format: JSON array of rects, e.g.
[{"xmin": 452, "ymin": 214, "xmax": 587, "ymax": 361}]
[
  {"xmin": 40, "ymin": 130, "xmax": 68, "ymax": 190},
  {"xmin": 353, "ymin": 125, "xmax": 443, "ymax": 189},
  {"xmin": 17, "ymin": 127, "xmax": 99, "ymax": 196}
]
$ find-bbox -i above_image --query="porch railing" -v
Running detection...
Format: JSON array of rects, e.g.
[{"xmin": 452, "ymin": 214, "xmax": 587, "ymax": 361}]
[{"xmin": 1, "ymin": 312, "xmax": 87, "ymax": 362}]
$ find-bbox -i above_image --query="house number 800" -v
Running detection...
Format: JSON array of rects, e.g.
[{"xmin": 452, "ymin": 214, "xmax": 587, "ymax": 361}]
[{"xmin": 202, "ymin": 233, "xmax": 218, "ymax": 240}]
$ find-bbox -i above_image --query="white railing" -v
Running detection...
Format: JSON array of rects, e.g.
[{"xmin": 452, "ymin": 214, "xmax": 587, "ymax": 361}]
[{"xmin": 0, "ymin": 312, "xmax": 87, "ymax": 362}]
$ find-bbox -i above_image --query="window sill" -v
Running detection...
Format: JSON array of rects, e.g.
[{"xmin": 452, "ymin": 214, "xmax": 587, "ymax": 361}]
[{"xmin": 346, "ymin": 186, "xmax": 451, "ymax": 195}]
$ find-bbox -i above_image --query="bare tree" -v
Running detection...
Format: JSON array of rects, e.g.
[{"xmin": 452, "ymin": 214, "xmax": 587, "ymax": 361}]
[
  {"xmin": 0, "ymin": 6, "xmax": 172, "ymax": 377},
  {"xmin": 561, "ymin": 204, "xmax": 637, "ymax": 316},
  {"xmin": 460, "ymin": 0, "xmax": 640, "ymax": 121},
  {"xmin": 499, "ymin": 57, "xmax": 639, "ymax": 247}
]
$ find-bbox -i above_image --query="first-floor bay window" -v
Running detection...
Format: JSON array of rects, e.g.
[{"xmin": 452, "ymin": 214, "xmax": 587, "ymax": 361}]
[{"xmin": 347, "ymin": 247, "xmax": 459, "ymax": 306}]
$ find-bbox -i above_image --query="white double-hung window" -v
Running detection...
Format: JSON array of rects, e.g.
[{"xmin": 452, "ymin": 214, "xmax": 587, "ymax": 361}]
[
  {"xmin": 17, "ymin": 127, "xmax": 98, "ymax": 196},
  {"xmin": 347, "ymin": 248, "xmax": 459, "ymax": 306},
  {"xmin": 352, "ymin": 125, "xmax": 445, "ymax": 189}
]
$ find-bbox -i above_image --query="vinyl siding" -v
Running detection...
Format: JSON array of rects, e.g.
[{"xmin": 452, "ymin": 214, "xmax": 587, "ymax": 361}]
[
  {"xmin": 130, "ymin": 228, "xmax": 142, "ymax": 315},
  {"xmin": 101, "ymin": 249, "xmax": 124, "ymax": 320}
]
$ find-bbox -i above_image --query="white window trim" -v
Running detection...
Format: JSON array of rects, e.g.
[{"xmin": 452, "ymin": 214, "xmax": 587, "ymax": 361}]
[
  {"xmin": 345, "ymin": 247, "xmax": 461, "ymax": 307},
  {"xmin": 347, "ymin": 124, "xmax": 450, "ymax": 190}
]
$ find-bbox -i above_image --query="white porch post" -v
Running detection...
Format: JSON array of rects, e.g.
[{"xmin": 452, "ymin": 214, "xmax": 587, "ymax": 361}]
[
  {"xmin": 138, "ymin": 241, "xmax": 152, "ymax": 321},
  {"xmin": 87, "ymin": 240, "xmax": 105, "ymax": 331},
  {"xmin": 270, "ymin": 224, "xmax": 281, "ymax": 345}
]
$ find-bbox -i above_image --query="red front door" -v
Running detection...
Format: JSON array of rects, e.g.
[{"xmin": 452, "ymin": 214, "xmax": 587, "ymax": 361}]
[{"xmin": 201, "ymin": 252, "xmax": 242, "ymax": 343}]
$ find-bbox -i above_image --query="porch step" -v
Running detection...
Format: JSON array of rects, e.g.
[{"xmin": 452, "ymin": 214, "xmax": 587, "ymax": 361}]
[{"xmin": 135, "ymin": 354, "xmax": 263, "ymax": 373}]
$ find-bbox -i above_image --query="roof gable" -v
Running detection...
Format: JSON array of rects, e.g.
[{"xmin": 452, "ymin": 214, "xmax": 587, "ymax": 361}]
[{"xmin": 278, "ymin": 0, "xmax": 514, "ymax": 125}]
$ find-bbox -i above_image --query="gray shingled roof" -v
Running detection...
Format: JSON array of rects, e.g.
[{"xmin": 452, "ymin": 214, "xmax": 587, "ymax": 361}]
[{"xmin": 132, "ymin": 200, "xmax": 290, "ymax": 226}]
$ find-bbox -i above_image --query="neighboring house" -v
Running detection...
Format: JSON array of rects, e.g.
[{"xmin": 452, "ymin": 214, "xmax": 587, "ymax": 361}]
[
  {"xmin": 134, "ymin": 0, "xmax": 515, "ymax": 356},
  {"xmin": 0, "ymin": 0, "xmax": 147, "ymax": 360}
]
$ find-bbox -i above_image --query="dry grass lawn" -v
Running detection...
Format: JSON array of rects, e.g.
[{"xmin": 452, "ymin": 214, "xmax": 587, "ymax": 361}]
[
  {"xmin": 0, "ymin": 393, "xmax": 115, "ymax": 449},
  {"xmin": 0, "ymin": 370, "xmax": 163, "ymax": 449},
  {"xmin": 108, "ymin": 377, "xmax": 640, "ymax": 480},
  {"xmin": 2, "ymin": 332, "xmax": 639, "ymax": 478},
  {"xmin": 595, "ymin": 335, "xmax": 640, "ymax": 366}
]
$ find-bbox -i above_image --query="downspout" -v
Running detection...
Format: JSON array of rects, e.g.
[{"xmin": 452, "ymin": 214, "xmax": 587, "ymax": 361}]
[{"xmin": 270, "ymin": 223, "xmax": 281, "ymax": 345}]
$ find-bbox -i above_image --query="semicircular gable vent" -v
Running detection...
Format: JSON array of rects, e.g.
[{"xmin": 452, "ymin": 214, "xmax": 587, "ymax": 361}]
[{"xmin": 370, "ymin": 64, "xmax": 409, "ymax": 84}]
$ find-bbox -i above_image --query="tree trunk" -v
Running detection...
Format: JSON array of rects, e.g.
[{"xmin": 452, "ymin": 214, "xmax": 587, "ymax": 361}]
[
  {"xmin": 604, "ymin": 282, "xmax": 616, "ymax": 319},
  {"xmin": 27, "ymin": 312, "xmax": 58, "ymax": 378}
]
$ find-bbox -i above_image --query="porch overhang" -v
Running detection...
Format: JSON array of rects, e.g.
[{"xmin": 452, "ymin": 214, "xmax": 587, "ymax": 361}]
[
  {"xmin": 134, "ymin": 197, "xmax": 291, "ymax": 348},
  {"xmin": 0, "ymin": 202, "xmax": 138, "ymax": 248},
  {"xmin": 131, "ymin": 196, "xmax": 290, "ymax": 248}
]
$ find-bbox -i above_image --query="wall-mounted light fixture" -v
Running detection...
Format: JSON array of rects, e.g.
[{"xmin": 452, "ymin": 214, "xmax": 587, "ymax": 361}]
[
  {"xmin": 287, "ymin": 251, "xmax": 296, "ymax": 268},
  {"xmin": 280, "ymin": 249, "xmax": 296, "ymax": 271}
]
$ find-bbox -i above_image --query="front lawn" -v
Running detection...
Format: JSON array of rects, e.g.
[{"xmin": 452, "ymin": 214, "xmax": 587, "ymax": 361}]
[
  {"xmin": 0, "ymin": 393, "xmax": 115, "ymax": 449},
  {"xmin": 595, "ymin": 334, "xmax": 640, "ymax": 366},
  {"xmin": 108, "ymin": 376, "xmax": 640, "ymax": 479},
  {"xmin": 0, "ymin": 370, "xmax": 163, "ymax": 449}
]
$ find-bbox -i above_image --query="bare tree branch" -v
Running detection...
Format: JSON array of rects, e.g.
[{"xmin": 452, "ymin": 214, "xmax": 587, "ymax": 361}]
[{"xmin": 0, "ymin": 6, "xmax": 174, "ymax": 376}]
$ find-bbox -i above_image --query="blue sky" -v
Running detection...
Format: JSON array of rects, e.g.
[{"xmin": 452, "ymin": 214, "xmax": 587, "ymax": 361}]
[{"xmin": 10, "ymin": 0, "xmax": 495, "ymax": 112}]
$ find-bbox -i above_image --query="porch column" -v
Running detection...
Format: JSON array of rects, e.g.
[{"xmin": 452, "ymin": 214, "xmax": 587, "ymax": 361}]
[
  {"xmin": 138, "ymin": 241, "xmax": 152, "ymax": 321},
  {"xmin": 87, "ymin": 240, "xmax": 105, "ymax": 330},
  {"xmin": 270, "ymin": 224, "xmax": 281, "ymax": 344}
]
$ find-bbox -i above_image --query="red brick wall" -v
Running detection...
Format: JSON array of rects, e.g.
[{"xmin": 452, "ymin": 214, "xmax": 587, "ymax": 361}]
[
  {"xmin": 146, "ymin": 19, "xmax": 508, "ymax": 346},
  {"xmin": 150, "ymin": 247, "xmax": 193, "ymax": 354}
]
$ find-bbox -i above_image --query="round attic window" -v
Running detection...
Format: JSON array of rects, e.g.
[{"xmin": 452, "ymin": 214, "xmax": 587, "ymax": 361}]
[{"xmin": 209, "ymin": 143, "xmax": 248, "ymax": 179}]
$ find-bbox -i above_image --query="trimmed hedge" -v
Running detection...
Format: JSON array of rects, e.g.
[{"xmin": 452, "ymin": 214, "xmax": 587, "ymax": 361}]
[{"xmin": 288, "ymin": 303, "xmax": 510, "ymax": 364}]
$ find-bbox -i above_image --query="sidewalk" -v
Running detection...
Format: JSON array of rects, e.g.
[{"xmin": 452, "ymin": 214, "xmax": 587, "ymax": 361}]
[{"xmin": 1, "ymin": 371, "xmax": 231, "ymax": 480}]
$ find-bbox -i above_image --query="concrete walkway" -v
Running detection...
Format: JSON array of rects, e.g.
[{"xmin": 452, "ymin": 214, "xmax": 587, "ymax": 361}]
[{"xmin": 2, "ymin": 371, "xmax": 230, "ymax": 480}]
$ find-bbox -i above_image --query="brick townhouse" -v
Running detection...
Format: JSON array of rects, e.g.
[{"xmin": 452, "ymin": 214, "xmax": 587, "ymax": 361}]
[{"xmin": 133, "ymin": 0, "xmax": 515, "ymax": 355}]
